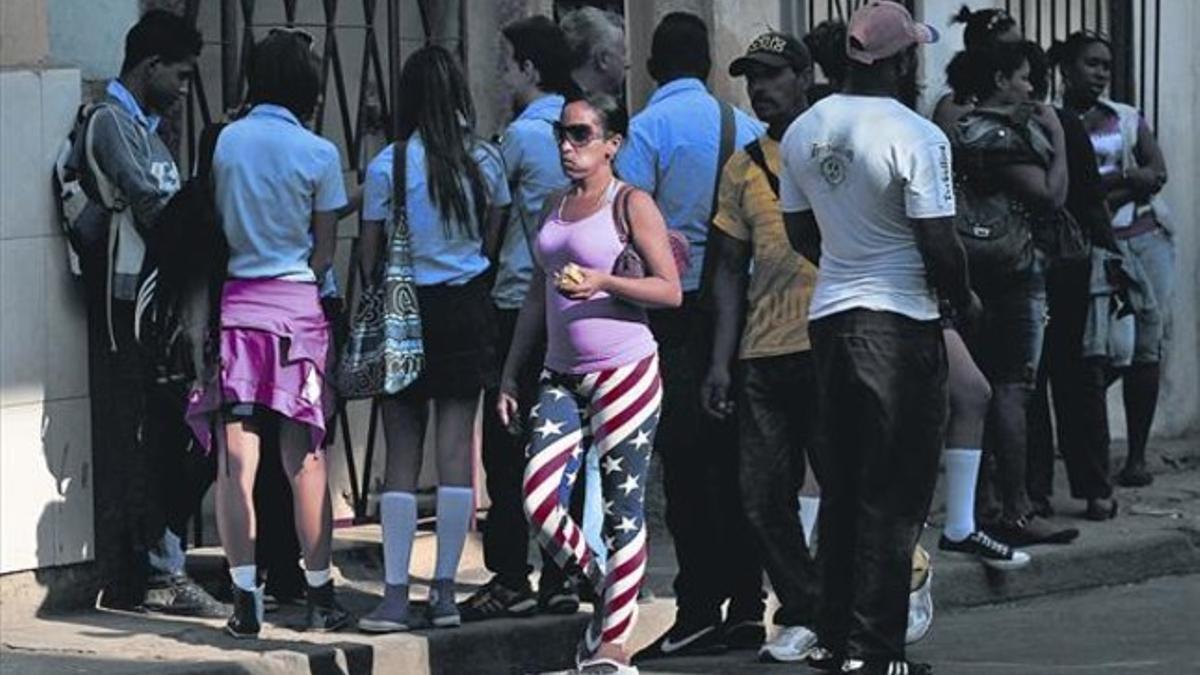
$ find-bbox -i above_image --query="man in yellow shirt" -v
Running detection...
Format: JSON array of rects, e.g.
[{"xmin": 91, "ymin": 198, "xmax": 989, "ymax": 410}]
[{"xmin": 700, "ymin": 31, "xmax": 821, "ymax": 663}]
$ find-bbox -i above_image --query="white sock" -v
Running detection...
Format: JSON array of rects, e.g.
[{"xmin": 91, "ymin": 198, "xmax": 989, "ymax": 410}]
[
  {"xmin": 381, "ymin": 491, "xmax": 417, "ymax": 586},
  {"xmin": 304, "ymin": 568, "xmax": 331, "ymax": 588},
  {"xmin": 799, "ymin": 496, "xmax": 821, "ymax": 548},
  {"xmin": 434, "ymin": 486, "xmax": 474, "ymax": 581},
  {"xmin": 943, "ymin": 448, "xmax": 982, "ymax": 542},
  {"xmin": 229, "ymin": 564, "xmax": 258, "ymax": 592}
]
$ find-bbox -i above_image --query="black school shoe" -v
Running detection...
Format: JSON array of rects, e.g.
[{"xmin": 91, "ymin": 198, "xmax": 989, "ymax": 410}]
[
  {"xmin": 633, "ymin": 617, "xmax": 727, "ymax": 662},
  {"xmin": 303, "ymin": 580, "xmax": 350, "ymax": 632},
  {"xmin": 225, "ymin": 585, "xmax": 263, "ymax": 639}
]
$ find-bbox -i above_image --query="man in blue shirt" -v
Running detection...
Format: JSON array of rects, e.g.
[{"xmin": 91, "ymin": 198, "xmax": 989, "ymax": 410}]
[
  {"xmin": 79, "ymin": 11, "xmax": 225, "ymax": 618},
  {"xmin": 617, "ymin": 13, "xmax": 769, "ymax": 661},
  {"xmin": 458, "ymin": 15, "xmax": 580, "ymax": 623}
]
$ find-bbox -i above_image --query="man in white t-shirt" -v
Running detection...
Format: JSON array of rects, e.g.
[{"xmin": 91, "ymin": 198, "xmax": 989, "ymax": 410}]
[{"xmin": 778, "ymin": 3, "xmax": 975, "ymax": 673}]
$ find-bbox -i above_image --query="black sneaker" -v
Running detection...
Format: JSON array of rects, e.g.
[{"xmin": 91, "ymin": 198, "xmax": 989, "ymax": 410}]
[
  {"xmin": 304, "ymin": 581, "xmax": 350, "ymax": 632},
  {"xmin": 842, "ymin": 658, "xmax": 933, "ymax": 674},
  {"xmin": 722, "ymin": 618, "xmax": 765, "ymax": 651},
  {"xmin": 458, "ymin": 578, "xmax": 537, "ymax": 622},
  {"xmin": 939, "ymin": 531, "xmax": 1031, "ymax": 571},
  {"xmin": 145, "ymin": 574, "xmax": 230, "ymax": 618},
  {"xmin": 538, "ymin": 577, "xmax": 581, "ymax": 615},
  {"xmin": 632, "ymin": 618, "xmax": 726, "ymax": 662},
  {"xmin": 806, "ymin": 645, "xmax": 845, "ymax": 671},
  {"xmin": 225, "ymin": 585, "xmax": 263, "ymax": 639}
]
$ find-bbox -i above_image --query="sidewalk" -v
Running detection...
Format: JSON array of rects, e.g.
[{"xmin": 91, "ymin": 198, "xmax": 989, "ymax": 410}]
[{"xmin": 2, "ymin": 436, "xmax": 1197, "ymax": 674}]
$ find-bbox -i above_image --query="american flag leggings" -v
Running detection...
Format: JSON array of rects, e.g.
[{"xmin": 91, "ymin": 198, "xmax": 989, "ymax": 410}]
[{"xmin": 522, "ymin": 353, "xmax": 662, "ymax": 655}]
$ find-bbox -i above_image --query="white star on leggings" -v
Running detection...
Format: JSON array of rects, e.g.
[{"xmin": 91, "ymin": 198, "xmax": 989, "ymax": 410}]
[
  {"xmin": 618, "ymin": 474, "xmax": 640, "ymax": 496},
  {"xmin": 602, "ymin": 455, "xmax": 625, "ymax": 475},
  {"xmin": 534, "ymin": 418, "xmax": 564, "ymax": 438}
]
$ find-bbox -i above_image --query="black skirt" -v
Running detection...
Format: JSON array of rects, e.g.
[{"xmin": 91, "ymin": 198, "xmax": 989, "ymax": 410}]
[{"xmin": 397, "ymin": 273, "xmax": 499, "ymax": 400}]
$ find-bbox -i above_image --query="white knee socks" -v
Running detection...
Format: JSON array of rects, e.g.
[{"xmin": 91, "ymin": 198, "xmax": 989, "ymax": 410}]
[
  {"xmin": 381, "ymin": 491, "xmax": 417, "ymax": 586},
  {"xmin": 943, "ymin": 448, "xmax": 982, "ymax": 542},
  {"xmin": 435, "ymin": 486, "xmax": 474, "ymax": 581}
]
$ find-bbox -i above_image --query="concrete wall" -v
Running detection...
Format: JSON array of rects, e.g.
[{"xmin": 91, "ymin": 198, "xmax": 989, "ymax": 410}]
[{"xmin": 1, "ymin": 7, "xmax": 92, "ymax": 572}]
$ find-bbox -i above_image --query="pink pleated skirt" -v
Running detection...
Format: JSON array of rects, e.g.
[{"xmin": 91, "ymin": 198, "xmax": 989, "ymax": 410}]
[{"xmin": 186, "ymin": 278, "xmax": 330, "ymax": 453}]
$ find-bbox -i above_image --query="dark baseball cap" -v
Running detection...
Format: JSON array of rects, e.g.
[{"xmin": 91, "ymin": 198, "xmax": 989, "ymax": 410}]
[{"xmin": 729, "ymin": 32, "xmax": 811, "ymax": 76}]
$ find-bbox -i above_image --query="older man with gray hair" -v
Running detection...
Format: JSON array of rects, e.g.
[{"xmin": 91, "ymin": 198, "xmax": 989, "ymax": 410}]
[{"xmin": 560, "ymin": 6, "xmax": 626, "ymax": 99}]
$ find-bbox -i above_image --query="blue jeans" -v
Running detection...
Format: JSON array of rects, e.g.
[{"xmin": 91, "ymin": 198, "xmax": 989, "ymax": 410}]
[{"xmin": 1116, "ymin": 227, "xmax": 1175, "ymax": 364}]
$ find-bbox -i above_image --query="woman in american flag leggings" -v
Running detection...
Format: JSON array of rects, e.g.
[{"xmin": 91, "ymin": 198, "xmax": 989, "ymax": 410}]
[{"xmin": 497, "ymin": 94, "xmax": 681, "ymax": 673}]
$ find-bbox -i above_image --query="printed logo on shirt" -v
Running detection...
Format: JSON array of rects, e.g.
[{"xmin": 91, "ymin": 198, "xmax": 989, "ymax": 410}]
[
  {"xmin": 150, "ymin": 161, "xmax": 181, "ymax": 193},
  {"xmin": 935, "ymin": 142, "xmax": 954, "ymax": 206},
  {"xmin": 810, "ymin": 143, "xmax": 854, "ymax": 187}
]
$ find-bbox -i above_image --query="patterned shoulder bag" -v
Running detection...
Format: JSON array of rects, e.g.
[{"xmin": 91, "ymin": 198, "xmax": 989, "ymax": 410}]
[{"xmin": 334, "ymin": 141, "xmax": 424, "ymax": 398}]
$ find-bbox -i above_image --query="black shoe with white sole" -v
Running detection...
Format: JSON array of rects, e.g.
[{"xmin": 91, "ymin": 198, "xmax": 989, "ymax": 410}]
[
  {"xmin": 632, "ymin": 619, "xmax": 726, "ymax": 662},
  {"xmin": 939, "ymin": 531, "xmax": 1031, "ymax": 571}
]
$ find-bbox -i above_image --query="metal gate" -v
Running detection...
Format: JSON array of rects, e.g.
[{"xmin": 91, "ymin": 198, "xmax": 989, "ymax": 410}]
[
  {"xmin": 179, "ymin": 0, "xmax": 469, "ymax": 532},
  {"xmin": 1006, "ymin": 0, "xmax": 1162, "ymax": 129},
  {"xmin": 786, "ymin": 0, "xmax": 1161, "ymax": 130}
]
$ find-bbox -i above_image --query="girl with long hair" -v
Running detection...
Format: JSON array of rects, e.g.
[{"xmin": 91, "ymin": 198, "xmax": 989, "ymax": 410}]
[
  {"xmin": 501, "ymin": 92, "xmax": 681, "ymax": 673},
  {"xmin": 356, "ymin": 45, "xmax": 511, "ymax": 633}
]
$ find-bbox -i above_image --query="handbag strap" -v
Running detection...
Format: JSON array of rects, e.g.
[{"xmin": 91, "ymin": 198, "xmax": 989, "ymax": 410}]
[
  {"xmin": 612, "ymin": 182, "xmax": 635, "ymax": 244},
  {"xmin": 697, "ymin": 100, "xmax": 737, "ymax": 305}
]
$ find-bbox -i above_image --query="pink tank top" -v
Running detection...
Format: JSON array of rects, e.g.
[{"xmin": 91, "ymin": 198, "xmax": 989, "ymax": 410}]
[{"xmin": 537, "ymin": 182, "xmax": 657, "ymax": 374}]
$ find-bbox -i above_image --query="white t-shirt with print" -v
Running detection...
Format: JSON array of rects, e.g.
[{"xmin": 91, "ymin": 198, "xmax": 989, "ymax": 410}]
[{"xmin": 780, "ymin": 94, "xmax": 956, "ymax": 322}]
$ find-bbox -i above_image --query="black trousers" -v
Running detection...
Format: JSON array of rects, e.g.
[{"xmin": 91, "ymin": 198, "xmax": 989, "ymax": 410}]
[
  {"xmin": 82, "ymin": 252, "xmax": 214, "ymax": 604},
  {"xmin": 738, "ymin": 352, "xmax": 821, "ymax": 627},
  {"xmin": 810, "ymin": 310, "xmax": 947, "ymax": 662},
  {"xmin": 480, "ymin": 307, "xmax": 571, "ymax": 589},
  {"xmin": 650, "ymin": 294, "xmax": 763, "ymax": 625},
  {"xmin": 1028, "ymin": 259, "xmax": 1113, "ymax": 501}
]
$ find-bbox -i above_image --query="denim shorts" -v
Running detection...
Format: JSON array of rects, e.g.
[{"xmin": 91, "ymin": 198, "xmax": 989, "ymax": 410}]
[
  {"xmin": 970, "ymin": 256, "xmax": 1048, "ymax": 387},
  {"xmin": 1116, "ymin": 227, "xmax": 1175, "ymax": 363}
]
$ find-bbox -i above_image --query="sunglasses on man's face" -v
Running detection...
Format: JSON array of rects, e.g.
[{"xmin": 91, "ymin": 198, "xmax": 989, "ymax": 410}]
[{"xmin": 553, "ymin": 122, "xmax": 605, "ymax": 148}]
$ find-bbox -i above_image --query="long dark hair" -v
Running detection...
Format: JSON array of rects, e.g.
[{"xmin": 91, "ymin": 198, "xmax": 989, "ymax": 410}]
[
  {"xmin": 946, "ymin": 41, "xmax": 1029, "ymax": 105},
  {"xmin": 396, "ymin": 45, "xmax": 487, "ymax": 236}
]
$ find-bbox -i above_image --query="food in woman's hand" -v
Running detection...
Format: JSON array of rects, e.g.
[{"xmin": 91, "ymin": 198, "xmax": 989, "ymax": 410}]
[{"xmin": 557, "ymin": 262, "xmax": 586, "ymax": 287}]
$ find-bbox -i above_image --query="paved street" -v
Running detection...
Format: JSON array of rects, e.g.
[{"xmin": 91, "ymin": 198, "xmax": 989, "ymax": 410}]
[{"xmin": 642, "ymin": 574, "xmax": 1200, "ymax": 674}]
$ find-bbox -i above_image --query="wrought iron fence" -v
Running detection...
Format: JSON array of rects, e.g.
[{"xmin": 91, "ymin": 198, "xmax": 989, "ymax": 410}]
[{"xmin": 1006, "ymin": 0, "xmax": 1162, "ymax": 131}]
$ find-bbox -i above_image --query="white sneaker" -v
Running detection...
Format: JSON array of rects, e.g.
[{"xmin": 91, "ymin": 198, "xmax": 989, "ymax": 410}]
[
  {"xmin": 905, "ymin": 567, "xmax": 933, "ymax": 644},
  {"xmin": 759, "ymin": 624, "xmax": 819, "ymax": 662}
]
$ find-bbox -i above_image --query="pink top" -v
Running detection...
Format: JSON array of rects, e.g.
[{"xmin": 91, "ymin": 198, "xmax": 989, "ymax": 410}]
[{"xmin": 537, "ymin": 182, "xmax": 657, "ymax": 374}]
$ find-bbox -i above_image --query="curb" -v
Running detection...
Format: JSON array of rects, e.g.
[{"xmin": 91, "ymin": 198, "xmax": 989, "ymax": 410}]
[{"xmin": 929, "ymin": 528, "xmax": 1200, "ymax": 610}]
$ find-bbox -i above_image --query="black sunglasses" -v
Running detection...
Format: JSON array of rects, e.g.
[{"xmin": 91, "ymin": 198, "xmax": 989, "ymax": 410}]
[{"xmin": 552, "ymin": 121, "xmax": 606, "ymax": 148}]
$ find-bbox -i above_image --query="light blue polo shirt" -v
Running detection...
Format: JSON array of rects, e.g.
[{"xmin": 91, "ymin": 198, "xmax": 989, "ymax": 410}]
[
  {"xmin": 615, "ymin": 78, "xmax": 764, "ymax": 291},
  {"xmin": 363, "ymin": 134, "xmax": 511, "ymax": 286},
  {"xmin": 214, "ymin": 104, "xmax": 348, "ymax": 282},
  {"xmin": 492, "ymin": 94, "xmax": 570, "ymax": 309}
]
